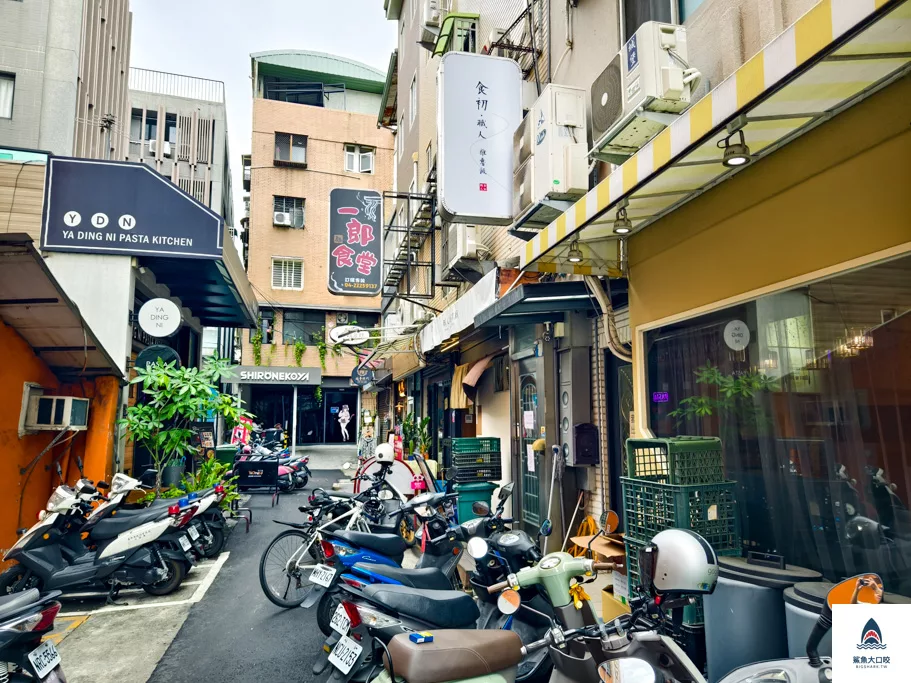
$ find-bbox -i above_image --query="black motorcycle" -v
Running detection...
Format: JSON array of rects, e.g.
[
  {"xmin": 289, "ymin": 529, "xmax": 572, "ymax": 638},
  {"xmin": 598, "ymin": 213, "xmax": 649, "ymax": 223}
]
[{"xmin": 0, "ymin": 589, "xmax": 66, "ymax": 681}]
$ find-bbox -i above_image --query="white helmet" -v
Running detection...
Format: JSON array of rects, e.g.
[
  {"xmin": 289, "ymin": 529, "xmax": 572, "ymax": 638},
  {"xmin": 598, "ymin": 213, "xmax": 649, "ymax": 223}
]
[
  {"xmin": 375, "ymin": 443, "xmax": 395, "ymax": 463},
  {"xmin": 639, "ymin": 529, "xmax": 719, "ymax": 595}
]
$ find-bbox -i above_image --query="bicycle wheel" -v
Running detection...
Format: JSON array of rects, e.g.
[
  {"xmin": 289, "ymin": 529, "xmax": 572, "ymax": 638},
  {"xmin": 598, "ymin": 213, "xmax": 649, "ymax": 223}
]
[{"xmin": 259, "ymin": 529, "xmax": 320, "ymax": 608}]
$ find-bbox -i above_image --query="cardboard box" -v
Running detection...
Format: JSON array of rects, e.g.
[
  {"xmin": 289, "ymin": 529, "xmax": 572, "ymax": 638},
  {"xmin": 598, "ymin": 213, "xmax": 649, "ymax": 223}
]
[
  {"xmin": 570, "ymin": 534, "xmax": 626, "ymax": 565},
  {"xmin": 612, "ymin": 570, "xmax": 629, "ymax": 605},
  {"xmin": 601, "ymin": 585, "xmax": 631, "ymax": 622}
]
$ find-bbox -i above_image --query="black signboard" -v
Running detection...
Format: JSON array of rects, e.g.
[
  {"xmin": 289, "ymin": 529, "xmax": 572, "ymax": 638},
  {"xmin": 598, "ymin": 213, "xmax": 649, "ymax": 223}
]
[
  {"xmin": 351, "ymin": 366, "xmax": 375, "ymax": 387},
  {"xmin": 41, "ymin": 157, "xmax": 223, "ymax": 259},
  {"xmin": 327, "ymin": 188, "xmax": 382, "ymax": 297}
]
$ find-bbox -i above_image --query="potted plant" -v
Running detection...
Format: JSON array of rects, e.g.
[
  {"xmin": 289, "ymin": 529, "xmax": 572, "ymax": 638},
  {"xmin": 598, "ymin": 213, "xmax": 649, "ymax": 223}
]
[
  {"xmin": 121, "ymin": 357, "xmax": 249, "ymax": 492},
  {"xmin": 161, "ymin": 457, "xmax": 184, "ymax": 487}
]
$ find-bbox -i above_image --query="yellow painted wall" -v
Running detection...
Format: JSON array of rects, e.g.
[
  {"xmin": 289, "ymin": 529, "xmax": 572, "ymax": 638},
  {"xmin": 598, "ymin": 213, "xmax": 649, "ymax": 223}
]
[{"xmin": 628, "ymin": 74, "xmax": 911, "ymax": 333}]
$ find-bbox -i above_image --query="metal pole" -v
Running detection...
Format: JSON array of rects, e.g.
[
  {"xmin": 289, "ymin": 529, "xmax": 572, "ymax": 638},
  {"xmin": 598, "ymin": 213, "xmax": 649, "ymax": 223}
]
[{"xmin": 292, "ymin": 385, "xmax": 298, "ymax": 455}]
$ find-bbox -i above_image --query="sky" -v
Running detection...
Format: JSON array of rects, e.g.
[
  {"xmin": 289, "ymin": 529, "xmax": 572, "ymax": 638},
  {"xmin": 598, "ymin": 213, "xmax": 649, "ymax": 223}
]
[{"xmin": 129, "ymin": 0, "xmax": 397, "ymax": 223}]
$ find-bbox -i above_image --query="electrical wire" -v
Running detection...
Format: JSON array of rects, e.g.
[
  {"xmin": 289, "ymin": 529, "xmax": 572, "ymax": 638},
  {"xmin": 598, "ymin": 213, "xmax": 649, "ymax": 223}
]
[{"xmin": 3, "ymin": 160, "xmax": 40, "ymax": 234}]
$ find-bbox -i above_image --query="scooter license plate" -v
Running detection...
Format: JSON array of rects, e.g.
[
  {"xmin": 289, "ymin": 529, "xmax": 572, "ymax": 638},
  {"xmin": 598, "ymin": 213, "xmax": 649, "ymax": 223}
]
[
  {"xmin": 328, "ymin": 634, "xmax": 362, "ymax": 674},
  {"xmin": 28, "ymin": 640, "xmax": 61, "ymax": 679},
  {"xmin": 187, "ymin": 525, "xmax": 200, "ymax": 540},
  {"xmin": 178, "ymin": 535, "xmax": 192, "ymax": 552},
  {"xmin": 310, "ymin": 563, "xmax": 336, "ymax": 588},
  {"xmin": 330, "ymin": 603, "xmax": 350, "ymax": 634}
]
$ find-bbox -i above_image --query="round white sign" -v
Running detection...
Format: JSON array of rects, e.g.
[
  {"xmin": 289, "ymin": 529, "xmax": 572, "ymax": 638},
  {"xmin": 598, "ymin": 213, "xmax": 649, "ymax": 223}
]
[
  {"xmin": 723, "ymin": 320, "xmax": 751, "ymax": 351},
  {"xmin": 328, "ymin": 325, "xmax": 371, "ymax": 346},
  {"xmin": 138, "ymin": 298, "xmax": 181, "ymax": 338}
]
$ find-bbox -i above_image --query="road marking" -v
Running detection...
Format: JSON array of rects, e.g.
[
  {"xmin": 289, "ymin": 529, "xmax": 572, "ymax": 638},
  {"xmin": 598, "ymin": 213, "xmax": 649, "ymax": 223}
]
[
  {"xmin": 42, "ymin": 615, "xmax": 88, "ymax": 645},
  {"xmin": 60, "ymin": 552, "xmax": 230, "ymax": 616}
]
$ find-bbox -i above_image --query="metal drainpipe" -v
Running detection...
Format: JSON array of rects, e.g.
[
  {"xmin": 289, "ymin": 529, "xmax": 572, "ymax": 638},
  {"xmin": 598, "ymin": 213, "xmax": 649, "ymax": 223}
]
[{"xmin": 584, "ymin": 275, "xmax": 633, "ymax": 363}]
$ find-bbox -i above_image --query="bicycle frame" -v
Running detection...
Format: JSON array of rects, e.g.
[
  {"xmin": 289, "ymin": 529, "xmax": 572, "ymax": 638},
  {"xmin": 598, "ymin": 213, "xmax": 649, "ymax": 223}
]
[{"xmin": 285, "ymin": 499, "xmax": 373, "ymax": 573}]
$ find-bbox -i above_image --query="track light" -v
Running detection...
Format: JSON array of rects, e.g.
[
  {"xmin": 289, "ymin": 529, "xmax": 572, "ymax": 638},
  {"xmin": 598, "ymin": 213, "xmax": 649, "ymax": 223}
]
[
  {"xmin": 567, "ymin": 240, "xmax": 583, "ymax": 263},
  {"xmin": 719, "ymin": 129, "xmax": 751, "ymax": 167},
  {"xmin": 613, "ymin": 208, "xmax": 632, "ymax": 235}
]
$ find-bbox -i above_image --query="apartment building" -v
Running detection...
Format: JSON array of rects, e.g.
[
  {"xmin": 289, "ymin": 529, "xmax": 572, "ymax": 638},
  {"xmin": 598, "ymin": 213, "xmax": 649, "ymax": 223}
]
[
  {"xmin": 378, "ymin": 0, "xmax": 911, "ymax": 665},
  {"xmin": 240, "ymin": 50, "xmax": 394, "ymax": 445}
]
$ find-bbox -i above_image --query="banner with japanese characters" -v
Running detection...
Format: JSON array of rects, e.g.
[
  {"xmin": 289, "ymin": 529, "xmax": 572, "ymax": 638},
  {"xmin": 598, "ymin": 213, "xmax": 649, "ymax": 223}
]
[
  {"xmin": 327, "ymin": 188, "xmax": 383, "ymax": 297},
  {"xmin": 437, "ymin": 52, "xmax": 521, "ymax": 225}
]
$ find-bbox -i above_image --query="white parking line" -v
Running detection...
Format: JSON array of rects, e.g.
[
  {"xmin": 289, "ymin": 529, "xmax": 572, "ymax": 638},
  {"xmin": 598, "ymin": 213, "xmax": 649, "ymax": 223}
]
[{"xmin": 61, "ymin": 552, "xmax": 230, "ymax": 616}]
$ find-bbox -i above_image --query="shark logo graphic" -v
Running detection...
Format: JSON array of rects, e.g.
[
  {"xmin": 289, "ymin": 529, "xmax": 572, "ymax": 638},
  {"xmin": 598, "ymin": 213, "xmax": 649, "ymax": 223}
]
[{"xmin": 857, "ymin": 618, "xmax": 887, "ymax": 650}]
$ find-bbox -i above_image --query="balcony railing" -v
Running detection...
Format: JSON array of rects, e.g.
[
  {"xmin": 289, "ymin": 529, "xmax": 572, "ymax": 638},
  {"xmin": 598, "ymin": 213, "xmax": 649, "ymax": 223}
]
[{"xmin": 129, "ymin": 68, "xmax": 225, "ymax": 104}]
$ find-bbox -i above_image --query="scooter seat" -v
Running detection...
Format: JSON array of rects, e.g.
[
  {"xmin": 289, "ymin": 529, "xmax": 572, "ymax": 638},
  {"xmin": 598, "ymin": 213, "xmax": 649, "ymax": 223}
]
[
  {"xmin": 353, "ymin": 563, "xmax": 452, "ymax": 591},
  {"xmin": 362, "ymin": 584, "xmax": 480, "ymax": 628},
  {"xmin": 0, "ymin": 588, "xmax": 40, "ymax": 619},
  {"xmin": 329, "ymin": 530, "xmax": 407, "ymax": 558},
  {"xmin": 384, "ymin": 629, "xmax": 522, "ymax": 683},
  {"xmin": 88, "ymin": 506, "xmax": 168, "ymax": 540}
]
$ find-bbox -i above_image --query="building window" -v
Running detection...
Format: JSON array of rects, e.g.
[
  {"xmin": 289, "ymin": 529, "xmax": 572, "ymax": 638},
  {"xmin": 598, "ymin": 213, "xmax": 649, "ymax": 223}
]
[
  {"xmin": 274, "ymin": 132, "xmax": 307, "ymax": 167},
  {"xmin": 250, "ymin": 309, "xmax": 274, "ymax": 343},
  {"xmin": 397, "ymin": 131, "xmax": 403, "ymax": 162},
  {"xmin": 345, "ymin": 144, "xmax": 375, "ymax": 174},
  {"xmin": 645, "ymin": 252, "xmax": 911, "ymax": 597},
  {"xmin": 283, "ymin": 310, "xmax": 325, "ymax": 344},
  {"xmin": 0, "ymin": 74, "xmax": 14, "ymax": 119},
  {"xmin": 144, "ymin": 111, "xmax": 158, "ymax": 141},
  {"xmin": 678, "ymin": 0, "xmax": 706, "ymax": 21},
  {"xmin": 273, "ymin": 196, "xmax": 305, "ymax": 228},
  {"xmin": 425, "ymin": 142, "xmax": 433, "ymax": 175},
  {"xmin": 164, "ymin": 113, "xmax": 178, "ymax": 144},
  {"xmin": 271, "ymin": 257, "xmax": 303, "ymax": 290},
  {"xmin": 409, "ymin": 75, "xmax": 416, "ymax": 127}
]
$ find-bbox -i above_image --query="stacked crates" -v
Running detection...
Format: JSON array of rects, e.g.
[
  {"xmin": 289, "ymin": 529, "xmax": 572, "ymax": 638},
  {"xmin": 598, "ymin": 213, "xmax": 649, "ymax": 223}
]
[
  {"xmin": 447, "ymin": 437, "xmax": 502, "ymax": 482},
  {"xmin": 622, "ymin": 437, "xmax": 741, "ymax": 625}
]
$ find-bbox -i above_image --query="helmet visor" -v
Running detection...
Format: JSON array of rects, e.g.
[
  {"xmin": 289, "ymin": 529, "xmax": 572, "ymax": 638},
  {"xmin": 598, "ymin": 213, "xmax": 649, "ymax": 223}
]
[{"xmin": 638, "ymin": 543, "xmax": 658, "ymax": 592}]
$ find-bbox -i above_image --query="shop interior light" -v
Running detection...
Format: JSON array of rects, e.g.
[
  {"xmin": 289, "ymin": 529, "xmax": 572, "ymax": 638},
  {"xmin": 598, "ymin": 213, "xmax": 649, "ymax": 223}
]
[
  {"xmin": 613, "ymin": 208, "xmax": 632, "ymax": 235},
  {"xmin": 719, "ymin": 129, "xmax": 752, "ymax": 167},
  {"xmin": 567, "ymin": 240, "xmax": 583, "ymax": 263}
]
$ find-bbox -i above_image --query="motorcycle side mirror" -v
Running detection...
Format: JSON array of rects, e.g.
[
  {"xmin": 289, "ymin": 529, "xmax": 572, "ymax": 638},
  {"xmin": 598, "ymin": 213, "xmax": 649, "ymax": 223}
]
[
  {"xmin": 497, "ymin": 482, "xmax": 514, "ymax": 501},
  {"xmin": 601, "ymin": 510, "xmax": 620, "ymax": 534},
  {"xmin": 539, "ymin": 519, "xmax": 553, "ymax": 538},
  {"xmin": 472, "ymin": 501, "xmax": 491, "ymax": 516},
  {"xmin": 76, "ymin": 456, "xmax": 85, "ymax": 476},
  {"xmin": 497, "ymin": 588, "xmax": 521, "ymax": 616},
  {"xmin": 139, "ymin": 469, "xmax": 158, "ymax": 487},
  {"xmin": 55, "ymin": 462, "xmax": 64, "ymax": 481},
  {"xmin": 97, "ymin": 481, "xmax": 110, "ymax": 490},
  {"xmin": 467, "ymin": 537, "xmax": 489, "ymax": 560},
  {"xmin": 827, "ymin": 573, "xmax": 884, "ymax": 609}
]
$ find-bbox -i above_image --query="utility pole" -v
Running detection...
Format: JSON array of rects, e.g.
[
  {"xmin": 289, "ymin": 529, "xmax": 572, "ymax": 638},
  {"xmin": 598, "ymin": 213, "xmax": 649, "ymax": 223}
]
[{"xmin": 100, "ymin": 114, "xmax": 116, "ymax": 160}]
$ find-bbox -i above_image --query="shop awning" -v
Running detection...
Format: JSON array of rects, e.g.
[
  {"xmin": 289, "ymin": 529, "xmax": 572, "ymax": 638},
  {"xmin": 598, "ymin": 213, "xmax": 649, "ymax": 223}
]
[
  {"xmin": 462, "ymin": 353, "xmax": 497, "ymax": 403},
  {"xmin": 474, "ymin": 280, "xmax": 597, "ymax": 328},
  {"xmin": 421, "ymin": 269, "xmax": 497, "ymax": 353},
  {"xmin": 520, "ymin": 0, "xmax": 911, "ymax": 274},
  {"xmin": 0, "ymin": 234, "xmax": 123, "ymax": 380},
  {"xmin": 450, "ymin": 363, "xmax": 471, "ymax": 409}
]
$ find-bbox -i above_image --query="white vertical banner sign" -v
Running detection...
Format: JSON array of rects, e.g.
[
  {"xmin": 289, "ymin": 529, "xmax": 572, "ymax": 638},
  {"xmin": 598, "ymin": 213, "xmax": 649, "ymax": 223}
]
[{"xmin": 437, "ymin": 52, "xmax": 521, "ymax": 224}]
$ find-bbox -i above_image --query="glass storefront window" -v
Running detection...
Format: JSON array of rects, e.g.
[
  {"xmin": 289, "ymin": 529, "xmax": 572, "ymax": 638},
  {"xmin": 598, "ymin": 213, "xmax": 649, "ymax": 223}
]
[{"xmin": 646, "ymin": 254, "xmax": 911, "ymax": 597}]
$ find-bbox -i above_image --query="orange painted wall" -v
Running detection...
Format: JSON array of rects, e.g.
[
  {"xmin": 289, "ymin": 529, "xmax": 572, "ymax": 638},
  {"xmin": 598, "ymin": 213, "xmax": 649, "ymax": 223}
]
[{"xmin": 0, "ymin": 320, "xmax": 121, "ymax": 563}]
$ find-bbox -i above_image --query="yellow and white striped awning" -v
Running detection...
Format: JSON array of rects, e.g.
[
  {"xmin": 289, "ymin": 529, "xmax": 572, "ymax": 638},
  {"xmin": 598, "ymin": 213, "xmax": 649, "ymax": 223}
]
[{"xmin": 521, "ymin": 0, "xmax": 911, "ymax": 274}]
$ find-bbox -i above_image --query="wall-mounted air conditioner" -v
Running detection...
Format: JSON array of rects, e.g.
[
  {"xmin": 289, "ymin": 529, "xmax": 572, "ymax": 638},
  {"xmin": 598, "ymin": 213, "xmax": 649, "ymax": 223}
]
[
  {"xmin": 162, "ymin": 140, "xmax": 172, "ymax": 158},
  {"xmin": 273, "ymin": 212, "xmax": 292, "ymax": 227},
  {"xmin": 590, "ymin": 22, "xmax": 693, "ymax": 164},
  {"xmin": 424, "ymin": 0, "xmax": 448, "ymax": 27},
  {"xmin": 26, "ymin": 396, "xmax": 90, "ymax": 432},
  {"xmin": 444, "ymin": 224, "xmax": 477, "ymax": 274},
  {"xmin": 148, "ymin": 139, "xmax": 158, "ymax": 156},
  {"xmin": 512, "ymin": 84, "xmax": 589, "ymax": 230}
]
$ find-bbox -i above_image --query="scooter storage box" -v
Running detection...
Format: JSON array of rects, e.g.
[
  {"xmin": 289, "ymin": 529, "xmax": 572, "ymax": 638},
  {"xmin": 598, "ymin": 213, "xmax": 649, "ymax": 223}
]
[
  {"xmin": 704, "ymin": 557, "xmax": 821, "ymax": 682},
  {"xmin": 783, "ymin": 581, "xmax": 833, "ymax": 658}
]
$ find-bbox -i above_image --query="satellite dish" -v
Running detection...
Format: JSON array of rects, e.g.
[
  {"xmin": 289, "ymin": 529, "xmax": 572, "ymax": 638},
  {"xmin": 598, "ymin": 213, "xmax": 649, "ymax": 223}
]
[{"xmin": 135, "ymin": 344, "xmax": 181, "ymax": 370}]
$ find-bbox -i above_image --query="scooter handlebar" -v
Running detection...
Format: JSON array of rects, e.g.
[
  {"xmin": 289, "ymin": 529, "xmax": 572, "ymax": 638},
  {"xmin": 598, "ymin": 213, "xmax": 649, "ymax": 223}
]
[
  {"xmin": 487, "ymin": 580, "xmax": 510, "ymax": 594},
  {"xmin": 592, "ymin": 562, "xmax": 618, "ymax": 572}
]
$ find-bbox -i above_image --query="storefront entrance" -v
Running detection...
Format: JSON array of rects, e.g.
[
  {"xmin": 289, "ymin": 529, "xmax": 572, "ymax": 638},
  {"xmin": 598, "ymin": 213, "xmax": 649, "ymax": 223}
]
[{"xmin": 249, "ymin": 385, "xmax": 358, "ymax": 445}]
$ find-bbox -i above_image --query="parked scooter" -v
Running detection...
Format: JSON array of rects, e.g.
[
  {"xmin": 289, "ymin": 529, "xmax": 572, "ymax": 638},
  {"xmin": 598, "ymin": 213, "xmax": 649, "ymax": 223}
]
[{"xmin": 0, "ymin": 589, "xmax": 66, "ymax": 682}]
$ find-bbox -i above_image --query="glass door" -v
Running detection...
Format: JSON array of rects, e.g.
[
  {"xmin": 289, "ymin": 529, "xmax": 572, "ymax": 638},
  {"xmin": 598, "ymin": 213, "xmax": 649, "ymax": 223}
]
[{"xmin": 517, "ymin": 357, "xmax": 541, "ymax": 527}]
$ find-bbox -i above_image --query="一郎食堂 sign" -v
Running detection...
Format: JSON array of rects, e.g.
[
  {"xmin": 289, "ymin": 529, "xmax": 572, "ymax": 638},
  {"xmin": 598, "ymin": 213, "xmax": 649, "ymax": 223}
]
[{"xmin": 328, "ymin": 188, "xmax": 382, "ymax": 297}]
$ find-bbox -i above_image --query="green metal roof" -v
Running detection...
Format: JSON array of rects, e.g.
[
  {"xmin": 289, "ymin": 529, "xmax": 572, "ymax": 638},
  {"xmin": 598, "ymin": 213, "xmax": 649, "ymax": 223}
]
[{"xmin": 251, "ymin": 50, "xmax": 386, "ymax": 94}]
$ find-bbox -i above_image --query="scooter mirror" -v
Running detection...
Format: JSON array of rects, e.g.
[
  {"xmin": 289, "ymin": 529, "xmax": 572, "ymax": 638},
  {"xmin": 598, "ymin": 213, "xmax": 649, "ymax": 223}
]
[
  {"xmin": 139, "ymin": 469, "xmax": 158, "ymax": 487},
  {"xmin": 497, "ymin": 482, "xmax": 515, "ymax": 501},
  {"xmin": 55, "ymin": 462, "xmax": 64, "ymax": 479},
  {"xmin": 827, "ymin": 573, "xmax": 884, "ymax": 608},
  {"xmin": 539, "ymin": 519, "xmax": 553, "ymax": 537},
  {"xmin": 97, "ymin": 481, "xmax": 110, "ymax": 490},
  {"xmin": 467, "ymin": 537, "xmax": 489, "ymax": 560},
  {"xmin": 76, "ymin": 456, "xmax": 85, "ymax": 475},
  {"xmin": 472, "ymin": 501, "xmax": 491, "ymax": 516},
  {"xmin": 601, "ymin": 510, "xmax": 620, "ymax": 534},
  {"xmin": 497, "ymin": 589, "xmax": 521, "ymax": 616}
]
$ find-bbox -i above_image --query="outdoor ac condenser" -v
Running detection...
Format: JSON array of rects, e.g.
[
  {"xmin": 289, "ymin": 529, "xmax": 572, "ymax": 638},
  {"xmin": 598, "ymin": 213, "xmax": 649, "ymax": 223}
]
[{"xmin": 589, "ymin": 21, "xmax": 693, "ymax": 164}]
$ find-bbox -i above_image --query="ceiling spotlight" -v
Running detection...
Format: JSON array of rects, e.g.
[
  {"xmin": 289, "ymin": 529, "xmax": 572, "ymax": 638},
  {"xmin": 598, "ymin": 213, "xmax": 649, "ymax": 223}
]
[
  {"xmin": 567, "ymin": 240, "xmax": 583, "ymax": 263},
  {"xmin": 613, "ymin": 207, "xmax": 632, "ymax": 235},
  {"xmin": 719, "ymin": 129, "xmax": 752, "ymax": 167}
]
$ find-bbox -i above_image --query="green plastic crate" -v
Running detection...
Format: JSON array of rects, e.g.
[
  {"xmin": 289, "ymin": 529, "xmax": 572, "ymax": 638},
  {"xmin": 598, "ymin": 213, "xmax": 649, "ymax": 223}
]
[
  {"xmin": 449, "ymin": 437, "xmax": 501, "ymax": 454},
  {"xmin": 625, "ymin": 538, "xmax": 740, "ymax": 625},
  {"xmin": 626, "ymin": 437, "xmax": 724, "ymax": 485},
  {"xmin": 621, "ymin": 478, "xmax": 741, "ymax": 549}
]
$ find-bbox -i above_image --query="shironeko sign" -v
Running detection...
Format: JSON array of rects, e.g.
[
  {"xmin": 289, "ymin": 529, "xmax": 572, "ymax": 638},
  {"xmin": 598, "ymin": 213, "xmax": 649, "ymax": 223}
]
[
  {"xmin": 41, "ymin": 157, "xmax": 223, "ymax": 259},
  {"xmin": 230, "ymin": 366, "xmax": 322, "ymax": 385},
  {"xmin": 437, "ymin": 52, "xmax": 521, "ymax": 224}
]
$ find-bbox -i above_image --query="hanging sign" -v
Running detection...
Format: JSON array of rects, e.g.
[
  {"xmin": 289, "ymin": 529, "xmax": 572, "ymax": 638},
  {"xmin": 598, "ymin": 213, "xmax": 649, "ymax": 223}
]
[
  {"xmin": 351, "ymin": 366, "xmax": 375, "ymax": 387},
  {"xmin": 137, "ymin": 298, "xmax": 181, "ymax": 338},
  {"xmin": 329, "ymin": 325, "xmax": 371, "ymax": 346},
  {"xmin": 327, "ymin": 188, "xmax": 383, "ymax": 297},
  {"xmin": 437, "ymin": 52, "xmax": 521, "ymax": 224}
]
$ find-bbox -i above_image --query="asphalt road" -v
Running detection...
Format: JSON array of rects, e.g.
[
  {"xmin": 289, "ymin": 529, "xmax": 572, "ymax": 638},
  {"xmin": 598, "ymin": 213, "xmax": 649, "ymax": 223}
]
[{"xmin": 148, "ymin": 471, "xmax": 337, "ymax": 682}]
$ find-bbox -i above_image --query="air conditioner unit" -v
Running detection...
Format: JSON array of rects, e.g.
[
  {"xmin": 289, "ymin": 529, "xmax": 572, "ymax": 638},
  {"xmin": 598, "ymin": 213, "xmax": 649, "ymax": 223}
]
[
  {"xmin": 487, "ymin": 28, "xmax": 507, "ymax": 56},
  {"xmin": 336, "ymin": 311, "xmax": 349, "ymax": 324},
  {"xmin": 512, "ymin": 84, "xmax": 589, "ymax": 230},
  {"xmin": 273, "ymin": 212, "xmax": 292, "ymax": 227},
  {"xmin": 424, "ymin": 0, "xmax": 447, "ymax": 27},
  {"xmin": 162, "ymin": 140, "xmax": 172, "ymax": 158},
  {"xmin": 445, "ymin": 224, "xmax": 477, "ymax": 272},
  {"xmin": 147, "ymin": 139, "xmax": 158, "ymax": 156},
  {"xmin": 590, "ymin": 22, "xmax": 692, "ymax": 164},
  {"xmin": 26, "ymin": 396, "xmax": 90, "ymax": 432}
]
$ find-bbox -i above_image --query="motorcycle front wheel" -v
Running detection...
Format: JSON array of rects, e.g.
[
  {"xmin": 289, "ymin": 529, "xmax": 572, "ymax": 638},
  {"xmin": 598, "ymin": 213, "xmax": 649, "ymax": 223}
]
[{"xmin": 0, "ymin": 564, "xmax": 42, "ymax": 595}]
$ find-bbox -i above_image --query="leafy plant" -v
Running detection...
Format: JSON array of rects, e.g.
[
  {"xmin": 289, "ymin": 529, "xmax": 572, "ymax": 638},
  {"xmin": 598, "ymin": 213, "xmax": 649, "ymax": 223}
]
[
  {"xmin": 312, "ymin": 326, "xmax": 343, "ymax": 371},
  {"xmin": 136, "ymin": 458, "xmax": 239, "ymax": 510},
  {"xmin": 314, "ymin": 386, "xmax": 323, "ymax": 406},
  {"xmin": 400, "ymin": 412, "xmax": 430, "ymax": 456},
  {"xmin": 416, "ymin": 416, "xmax": 431, "ymax": 456},
  {"xmin": 251, "ymin": 318, "xmax": 263, "ymax": 366},
  {"xmin": 293, "ymin": 338, "xmax": 307, "ymax": 366},
  {"xmin": 120, "ymin": 357, "xmax": 249, "ymax": 491}
]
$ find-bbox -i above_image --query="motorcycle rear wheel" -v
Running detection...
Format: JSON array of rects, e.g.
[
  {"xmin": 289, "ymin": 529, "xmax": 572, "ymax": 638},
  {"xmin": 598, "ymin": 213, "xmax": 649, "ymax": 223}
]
[
  {"xmin": 142, "ymin": 558, "xmax": 187, "ymax": 596},
  {"xmin": 0, "ymin": 564, "xmax": 42, "ymax": 595},
  {"xmin": 202, "ymin": 526, "xmax": 226, "ymax": 558},
  {"xmin": 316, "ymin": 589, "xmax": 340, "ymax": 637}
]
